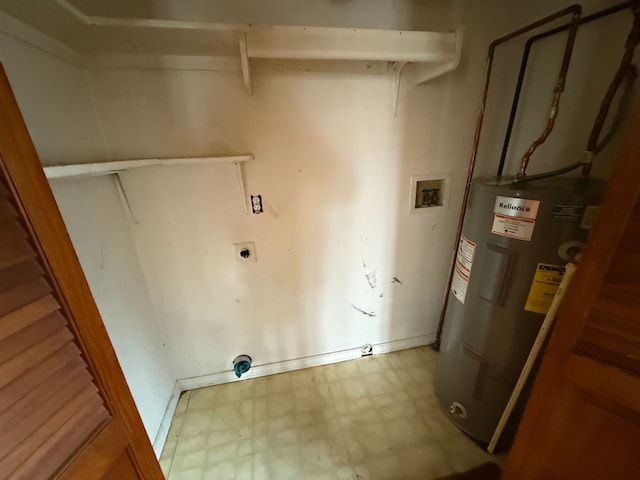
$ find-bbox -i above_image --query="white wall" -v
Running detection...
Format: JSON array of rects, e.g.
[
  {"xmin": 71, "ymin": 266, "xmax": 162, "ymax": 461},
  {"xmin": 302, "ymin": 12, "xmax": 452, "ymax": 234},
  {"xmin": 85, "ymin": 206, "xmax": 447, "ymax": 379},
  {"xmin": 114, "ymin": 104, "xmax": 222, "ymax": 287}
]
[
  {"xmin": 92, "ymin": 71, "xmax": 408, "ymax": 378},
  {"xmin": 0, "ymin": 22, "xmax": 175, "ymax": 443},
  {"xmin": 50, "ymin": 176, "xmax": 175, "ymax": 441},
  {"xmin": 0, "ymin": 25, "xmax": 105, "ymax": 164},
  {"xmin": 83, "ymin": 2, "xmax": 484, "ymax": 380},
  {"xmin": 83, "ymin": 0, "xmax": 639, "ymax": 381}
]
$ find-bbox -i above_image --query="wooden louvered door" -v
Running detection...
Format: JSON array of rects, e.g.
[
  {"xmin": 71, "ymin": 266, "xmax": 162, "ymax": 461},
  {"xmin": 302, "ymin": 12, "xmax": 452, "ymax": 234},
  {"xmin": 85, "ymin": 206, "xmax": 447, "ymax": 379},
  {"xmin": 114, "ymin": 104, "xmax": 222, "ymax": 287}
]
[
  {"xmin": 0, "ymin": 172, "xmax": 112, "ymax": 478},
  {"xmin": 503, "ymin": 107, "xmax": 640, "ymax": 478},
  {"xmin": 0, "ymin": 65, "xmax": 163, "ymax": 479}
]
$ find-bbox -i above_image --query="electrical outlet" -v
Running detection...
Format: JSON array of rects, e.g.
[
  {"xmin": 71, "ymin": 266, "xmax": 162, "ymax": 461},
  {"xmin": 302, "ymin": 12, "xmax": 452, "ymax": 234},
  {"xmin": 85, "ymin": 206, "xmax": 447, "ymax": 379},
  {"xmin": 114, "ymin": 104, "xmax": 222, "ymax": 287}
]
[
  {"xmin": 233, "ymin": 242, "xmax": 257, "ymax": 263},
  {"xmin": 251, "ymin": 195, "xmax": 263, "ymax": 214}
]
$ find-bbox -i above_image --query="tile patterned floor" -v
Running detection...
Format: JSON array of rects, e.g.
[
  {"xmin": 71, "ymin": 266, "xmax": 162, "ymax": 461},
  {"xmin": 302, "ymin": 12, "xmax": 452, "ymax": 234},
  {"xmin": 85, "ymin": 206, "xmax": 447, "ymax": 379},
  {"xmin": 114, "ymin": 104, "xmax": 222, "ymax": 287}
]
[{"xmin": 160, "ymin": 347, "xmax": 498, "ymax": 480}]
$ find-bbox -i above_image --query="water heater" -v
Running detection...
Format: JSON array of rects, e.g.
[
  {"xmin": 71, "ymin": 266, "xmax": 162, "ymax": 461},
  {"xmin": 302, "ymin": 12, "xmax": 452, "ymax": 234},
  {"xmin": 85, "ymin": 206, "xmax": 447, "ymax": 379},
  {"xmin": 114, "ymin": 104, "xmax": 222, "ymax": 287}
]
[{"xmin": 434, "ymin": 176, "xmax": 603, "ymax": 447}]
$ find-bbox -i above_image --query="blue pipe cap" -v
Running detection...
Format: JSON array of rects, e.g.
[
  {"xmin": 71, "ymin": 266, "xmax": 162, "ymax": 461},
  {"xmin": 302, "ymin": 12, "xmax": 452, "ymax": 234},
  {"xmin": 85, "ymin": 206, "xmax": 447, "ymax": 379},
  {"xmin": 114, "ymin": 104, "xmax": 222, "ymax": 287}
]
[{"xmin": 233, "ymin": 355, "xmax": 252, "ymax": 378}]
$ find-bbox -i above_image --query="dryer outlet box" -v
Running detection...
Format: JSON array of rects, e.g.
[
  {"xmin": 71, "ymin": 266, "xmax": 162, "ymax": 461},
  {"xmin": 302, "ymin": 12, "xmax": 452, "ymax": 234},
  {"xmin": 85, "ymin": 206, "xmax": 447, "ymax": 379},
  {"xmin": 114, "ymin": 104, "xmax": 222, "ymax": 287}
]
[{"xmin": 233, "ymin": 242, "xmax": 257, "ymax": 263}]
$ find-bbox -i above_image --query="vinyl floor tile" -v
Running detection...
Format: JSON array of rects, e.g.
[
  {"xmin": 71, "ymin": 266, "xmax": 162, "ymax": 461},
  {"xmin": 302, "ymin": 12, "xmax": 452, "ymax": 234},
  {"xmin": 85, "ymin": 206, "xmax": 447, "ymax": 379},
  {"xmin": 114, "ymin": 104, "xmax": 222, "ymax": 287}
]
[{"xmin": 160, "ymin": 347, "xmax": 497, "ymax": 480}]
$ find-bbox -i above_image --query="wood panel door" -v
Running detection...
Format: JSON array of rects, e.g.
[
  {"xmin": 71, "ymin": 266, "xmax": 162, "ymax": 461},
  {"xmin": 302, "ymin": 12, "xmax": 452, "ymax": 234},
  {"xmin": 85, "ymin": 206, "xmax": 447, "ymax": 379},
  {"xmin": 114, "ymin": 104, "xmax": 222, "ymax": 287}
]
[
  {"xmin": 503, "ymin": 106, "xmax": 640, "ymax": 478},
  {"xmin": 0, "ymin": 65, "xmax": 164, "ymax": 478}
]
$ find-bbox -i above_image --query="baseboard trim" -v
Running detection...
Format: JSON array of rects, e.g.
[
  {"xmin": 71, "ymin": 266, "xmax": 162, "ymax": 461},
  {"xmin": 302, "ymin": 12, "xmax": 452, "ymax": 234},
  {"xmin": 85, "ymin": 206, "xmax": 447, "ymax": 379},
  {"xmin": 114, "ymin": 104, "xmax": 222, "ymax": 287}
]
[
  {"xmin": 152, "ymin": 381, "xmax": 182, "ymax": 458},
  {"xmin": 177, "ymin": 333, "xmax": 435, "ymax": 392},
  {"xmin": 153, "ymin": 333, "xmax": 435, "ymax": 458}
]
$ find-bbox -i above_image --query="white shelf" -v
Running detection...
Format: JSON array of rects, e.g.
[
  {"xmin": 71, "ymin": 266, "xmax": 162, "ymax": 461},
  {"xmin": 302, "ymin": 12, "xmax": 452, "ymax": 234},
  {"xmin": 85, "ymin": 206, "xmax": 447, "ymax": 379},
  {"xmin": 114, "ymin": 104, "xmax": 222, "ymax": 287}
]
[
  {"xmin": 0, "ymin": 2, "xmax": 463, "ymax": 99},
  {"xmin": 43, "ymin": 155, "xmax": 254, "ymax": 179},
  {"xmin": 44, "ymin": 155, "xmax": 255, "ymax": 220},
  {"xmin": 244, "ymin": 25, "xmax": 459, "ymax": 63}
]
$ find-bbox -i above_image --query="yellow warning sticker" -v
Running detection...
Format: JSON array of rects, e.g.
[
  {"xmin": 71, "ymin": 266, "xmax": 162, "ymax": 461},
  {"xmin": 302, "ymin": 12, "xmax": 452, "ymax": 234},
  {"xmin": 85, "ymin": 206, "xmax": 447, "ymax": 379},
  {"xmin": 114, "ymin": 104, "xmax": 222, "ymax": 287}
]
[{"xmin": 524, "ymin": 263, "xmax": 566, "ymax": 314}]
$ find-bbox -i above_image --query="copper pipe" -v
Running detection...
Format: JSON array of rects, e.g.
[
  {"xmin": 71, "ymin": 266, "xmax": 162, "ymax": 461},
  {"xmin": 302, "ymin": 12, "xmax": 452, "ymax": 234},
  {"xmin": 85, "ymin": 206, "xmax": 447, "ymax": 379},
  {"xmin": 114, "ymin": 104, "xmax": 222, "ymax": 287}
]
[
  {"xmin": 489, "ymin": 5, "xmax": 582, "ymax": 49},
  {"xmin": 498, "ymin": 2, "xmax": 633, "ymax": 177},
  {"xmin": 519, "ymin": 91, "xmax": 562, "ymax": 174},
  {"xmin": 582, "ymin": 2, "xmax": 640, "ymax": 176},
  {"xmin": 518, "ymin": 10, "xmax": 581, "ymax": 176},
  {"xmin": 433, "ymin": 5, "xmax": 582, "ymax": 351}
]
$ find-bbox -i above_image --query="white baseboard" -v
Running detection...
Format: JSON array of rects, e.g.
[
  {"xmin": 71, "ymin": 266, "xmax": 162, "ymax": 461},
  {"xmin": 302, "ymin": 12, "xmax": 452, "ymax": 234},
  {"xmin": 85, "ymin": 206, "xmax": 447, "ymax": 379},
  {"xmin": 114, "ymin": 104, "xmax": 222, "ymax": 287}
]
[
  {"xmin": 152, "ymin": 381, "xmax": 182, "ymax": 458},
  {"xmin": 177, "ymin": 333, "xmax": 435, "ymax": 392},
  {"xmin": 152, "ymin": 333, "xmax": 435, "ymax": 458},
  {"xmin": 371, "ymin": 333, "xmax": 435, "ymax": 355}
]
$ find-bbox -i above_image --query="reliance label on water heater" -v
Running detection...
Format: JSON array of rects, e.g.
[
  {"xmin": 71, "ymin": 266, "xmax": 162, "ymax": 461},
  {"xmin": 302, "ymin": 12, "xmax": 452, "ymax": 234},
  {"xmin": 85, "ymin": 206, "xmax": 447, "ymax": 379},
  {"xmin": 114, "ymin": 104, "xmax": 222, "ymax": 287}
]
[
  {"xmin": 491, "ymin": 196, "xmax": 540, "ymax": 241},
  {"xmin": 493, "ymin": 196, "xmax": 540, "ymax": 219}
]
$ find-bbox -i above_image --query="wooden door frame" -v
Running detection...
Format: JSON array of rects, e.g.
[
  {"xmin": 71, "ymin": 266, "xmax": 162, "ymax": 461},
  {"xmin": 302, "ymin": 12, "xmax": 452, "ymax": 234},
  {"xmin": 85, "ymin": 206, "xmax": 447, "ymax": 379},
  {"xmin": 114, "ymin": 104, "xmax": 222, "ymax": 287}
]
[{"xmin": 0, "ymin": 67, "xmax": 163, "ymax": 477}]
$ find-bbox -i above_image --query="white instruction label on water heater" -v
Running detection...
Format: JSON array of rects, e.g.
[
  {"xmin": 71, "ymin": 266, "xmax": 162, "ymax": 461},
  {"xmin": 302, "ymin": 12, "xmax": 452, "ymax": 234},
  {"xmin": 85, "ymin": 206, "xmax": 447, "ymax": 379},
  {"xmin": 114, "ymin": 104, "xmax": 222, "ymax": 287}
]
[
  {"xmin": 491, "ymin": 214, "xmax": 536, "ymax": 241},
  {"xmin": 451, "ymin": 235, "xmax": 476, "ymax": 304},
  {"xmin": 524, "ymin": 263, "xmax": 566, "ymax": 314}
]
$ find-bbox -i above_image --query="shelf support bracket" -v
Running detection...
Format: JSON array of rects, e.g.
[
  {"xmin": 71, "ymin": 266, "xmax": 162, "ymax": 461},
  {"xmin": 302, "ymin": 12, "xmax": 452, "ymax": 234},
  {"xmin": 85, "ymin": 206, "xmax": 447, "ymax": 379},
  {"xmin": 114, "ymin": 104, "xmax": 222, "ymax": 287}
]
[
  {"xmin": 393, "ymin": 61, "xmax": 408, "ymax": 116},
  {"xmin": 410, "ymin": 26, "xmax": 464, "ymax": 85},
  {"xmin": 239, "ymin": 30, "xmax": 253, "ymax": 95},
  {"xmin": 113, "ymin": 171, "xmax": 139, "ymax": 224},
  {"xmin": 233, "ymin": 161, "xmax": 249, "ymax": 214}
]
